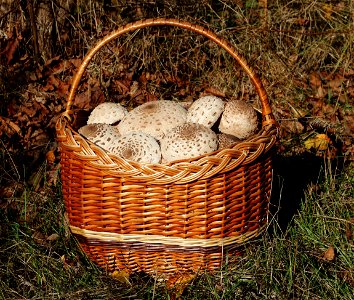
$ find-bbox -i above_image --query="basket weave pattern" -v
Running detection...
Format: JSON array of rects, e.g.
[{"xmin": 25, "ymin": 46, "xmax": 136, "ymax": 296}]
[{"xmin": 56, "ymin": 18, "xmax": 278, "ymax": 277}]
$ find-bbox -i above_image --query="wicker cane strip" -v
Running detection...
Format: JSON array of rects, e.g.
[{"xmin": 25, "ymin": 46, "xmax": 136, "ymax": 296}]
[
  {"xmin": 57, "ymin": 18, "xmax": 278, "ymax": 278},
  {"xmin": 71, "ymin": 225, "xmax": 263, "ymax": 247}
]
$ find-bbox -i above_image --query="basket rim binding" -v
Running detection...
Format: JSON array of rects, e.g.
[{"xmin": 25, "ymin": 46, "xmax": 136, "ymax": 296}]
[{"xmin": 56, "ymin": 18, "xmax": 278, "ymax": 185}]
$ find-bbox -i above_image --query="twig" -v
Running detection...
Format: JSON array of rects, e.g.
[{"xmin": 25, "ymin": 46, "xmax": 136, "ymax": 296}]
[{"xmin": 26, "ymin": 0, "xmax": 39, "ymax": 62}]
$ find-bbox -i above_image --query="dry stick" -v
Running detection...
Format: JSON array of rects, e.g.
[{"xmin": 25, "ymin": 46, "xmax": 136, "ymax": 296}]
[{"xmin": 26, "ymin": 0, "xmax": 39, "ymax": 62}]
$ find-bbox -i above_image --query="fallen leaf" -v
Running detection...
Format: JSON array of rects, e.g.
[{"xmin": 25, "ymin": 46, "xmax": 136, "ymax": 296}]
[
  {"xmin": 322, "ymin": 245, "xmax": 336, "ymax": 261},
  {"xmin": 322, "ymin": 3, "xmax": 334, "ymax": 19},
  {"xmin": 32, "ymin": 231, "xmax": 47, "ymax": 245},
  {"xmin": 304, "ymin": 134, "xmax": 331, "ymax": 151},
  {"xmin": 340, "ymin": 269, "xmax": 354, "ymax": 287},
  {"xmin": 309, "ymin": 72, "xmax": 322, "ymax": 87},
  {"xmin": 47, "ymin": 233, "xmax": 59, "ymax": 241},
  {"xmin": 327, "ymin": 73, "xmax": 344, "ymax": 90},
  {"xmin": 0, "ymin": 34, "xmax": 21, "ymax": 64},
  {"xmin": 316, "ymin": 86, "xmax": 327, "ymax": 98},
  {"xmin": 167, "ymin": 273, "xmax": 195, "ymax": 300},
  {"xmin": 46, "ymin": 150, "xmax": 56, "ymax": 164},
  {"xmin": 111, "ymin": 269, "xmax": 130, "ymax": 285},
  {"xmin": 0, "ymin": 116, "xmax": 21, "ymax": 135},
  {"xmin": 281, "ymin": 120, "xmax": 304, "ymax": 134}
]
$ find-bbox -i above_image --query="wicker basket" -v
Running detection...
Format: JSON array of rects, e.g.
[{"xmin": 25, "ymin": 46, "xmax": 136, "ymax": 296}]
[{"xmin": 56, "ymin": 18, "xmax": 278, "ymax": 279}]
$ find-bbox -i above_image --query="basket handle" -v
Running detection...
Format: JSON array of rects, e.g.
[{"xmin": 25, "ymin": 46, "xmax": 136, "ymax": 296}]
[{"xmin": 63, "ymin": 18, "xmax": 277, "ymax": 128}]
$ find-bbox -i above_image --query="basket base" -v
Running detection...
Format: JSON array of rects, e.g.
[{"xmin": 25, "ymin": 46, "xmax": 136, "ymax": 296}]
[{"xmin": 76, "ymin": 235, "xmax": 245, "ymax": 279}]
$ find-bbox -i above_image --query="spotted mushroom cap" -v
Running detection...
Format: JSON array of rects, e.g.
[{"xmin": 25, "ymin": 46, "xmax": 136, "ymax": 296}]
[
  {"xmin": 78, "ymin": 123, "xmax": 121, "ymax": 151},
  {"xmin": 160, "ymin": 122, "xmax": 218, "ymax": 162},
  {"xmin": 219, "ymin": 100, "xmax": 258, "ymax": 139},
  {"xmin": 87, "ymin": 102, "xmax": 128, "ymax": 125},
  {"xmin": 186, "ymin": 96, "xmax": 224, "ymax": 128},
  {"xmin": 117, "ymin": 100, "xmax": 187, "ymax": 140},
  {"xmin": 217, "ymin": 133, "xmax": 241, "ymax": 149},
  {"xmin": 108, "ymin": 132, "xmax": 161, "ymax": 164}
]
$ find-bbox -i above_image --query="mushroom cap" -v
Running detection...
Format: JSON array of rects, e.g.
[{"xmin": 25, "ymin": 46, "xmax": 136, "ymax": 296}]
[
  {"xmin": 87, "ymin": 102, "xmax": 128, "ymax": 125},
  {"xmin": 219, "ymin": 100, "xmax": 258, "ymax": 139},
  {"xmin": 186, "ymin": 95, "xmax": 224, "ymax": 128},
  {"xmin": 108, "ymin": 132, "xmax": 161, "ymax": 164},
  {"xmin": 117, "ymin": 100, "xmax": 187, "ymax": 140},
  {"xmin": 160, "ymin": 122, "xmax": 218, "ymax": 162},
  {"xmin": 78, "ymin": 123, "xmax": 121, "ymax": 150},
  {"xmin": 217, "ymin": 133, "xmax": 241, "ymax": 149}
]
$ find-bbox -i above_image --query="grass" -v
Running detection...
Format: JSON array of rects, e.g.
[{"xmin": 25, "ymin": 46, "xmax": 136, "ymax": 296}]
[{"xmin": 0, "ymin": 0, "xmax": 353, "ymax": 299}]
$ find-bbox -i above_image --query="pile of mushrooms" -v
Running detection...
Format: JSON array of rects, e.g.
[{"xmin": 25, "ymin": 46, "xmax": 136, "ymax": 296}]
[{"xmin": 78, "ymin": 96, "xmax": 259, "ymax": 164}]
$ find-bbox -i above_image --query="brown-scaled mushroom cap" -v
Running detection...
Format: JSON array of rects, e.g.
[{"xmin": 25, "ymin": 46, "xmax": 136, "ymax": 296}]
[
  {"xmin": 219, "ymin": 100, "xmax": 258, "ymax": 139},
  {"xmin": 87, "ymin": 102, "xmax": 128, "ymax": 124},
  {"xmin": 117, "ymin": 100, "xmax": 187, "ymax": 140},
  {"xmin": 108, "ymin": 132, "xmax": 161, "ymax": 164},
  {"xmin": 160, "ymin": 122, "xmax": 218, "ymax": 162},
  {"xmin": 78, "ymin": 123, "xmax": 121, "ymax": 150},
  {"xmin": 217, "ymin": 133, "xmax": 241, "ymax": 149},
  {"xmin": 187, "ymin": 95, "xmax": 224, "ymax": 128}
]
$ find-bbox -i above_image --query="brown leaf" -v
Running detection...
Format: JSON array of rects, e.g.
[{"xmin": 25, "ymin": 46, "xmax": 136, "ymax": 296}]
[
  {"xmin": 32, "ymin": 231, "xmax": 47, "ymax": 245},
  {"xmin": 167, "ymin": 273, "xmax": 195, "ymax": 300},
  {"xmin": 0, "ymin": 116, "xmax": 21, "ymax": 135},
  {"xmin": 69, "ymin": 58, "xmax": 83, "ymax": 69},
  {"xmin": 327, "ymin": 73, "xmax": 344, "ymax": 91},
  {"xmin": 316, "ymin": 86, "xmax": 327, "ymax": 98},
  {"xmin": 73, "ymin": 92, "xmax": 91, "ymax": 109},
  {"xmin": 114, "ymin": 79, "xmax": 131, "ymax": 95},
  {"xmin": 57, "ymin": 80, "xmax": 70, "ymax": 98},
  {"xmin": 322, "ymin": 245, "xmax": 336, "ymax": 261},
  {"xmin": 309, "ymin": 72, "xmax": 322, "ymax": 87},
  {"xmin": 46, "ymin": 233, "xmax": 59, "ymax": 241},
  {"xmin": 0, "ymin": 34, "xmax": 21, "ymax": 64},
  {"xmin": 281, "ymin": 120, "xmax": 304, "ymax": 134},
  {"xmin": 339, "ymin": 269, "xmax": 354, "ymax": 287},
  {"xmin": 46, "ymin": 150, "xmax": 56, "ymax": 164}
]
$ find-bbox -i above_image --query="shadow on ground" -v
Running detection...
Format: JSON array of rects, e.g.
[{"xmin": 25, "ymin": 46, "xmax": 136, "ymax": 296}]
[{"xmin": 270, "ymin": 153, "xmax": 345, "ymax": 232}]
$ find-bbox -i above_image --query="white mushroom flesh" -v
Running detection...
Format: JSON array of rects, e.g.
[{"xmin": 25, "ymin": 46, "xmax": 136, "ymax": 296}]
[
  {"xmin": 160, "ymin": 122, "xmax": 218, "ymax": 162},
  {"xmin": 186, "ymin": 95, "xmax": 224, "ymax": 128},
  {"xmin": 87, "ymin": 102, "xmax": 128, "ymax": 125},
  {"xmin": 108, "ymin": 132, "xmax": 161, "ymax": 164},
  {"xmin": 117, "ymin": 100, "xmax": 187, "ymax": 140},
  {"xmin": 219, "ymin": 100, "xmax": 258, "ymax": 139},
  {"xmin": 78, "ymin": 123, "xmax": 121, "ymax": 150}
]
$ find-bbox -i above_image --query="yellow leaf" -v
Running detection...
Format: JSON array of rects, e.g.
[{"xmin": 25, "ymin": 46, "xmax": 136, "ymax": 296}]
[
  {"xmin": 322, "ymin": 3, "xmax": 333, "ymax": 19},
  {"xmin": 167, "ymin": 273, "xmax": 195, "ymax": 300},
  {"xmin": 111, "ymin": 269, "xmax": 130, "ymax": 285},
  {"xmin": 304, "ymin": 134, "xmax": 330, "ymax": 151}
]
